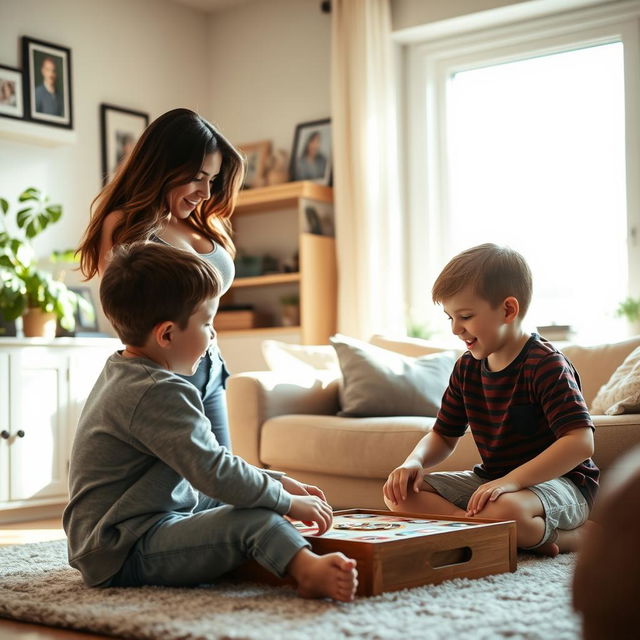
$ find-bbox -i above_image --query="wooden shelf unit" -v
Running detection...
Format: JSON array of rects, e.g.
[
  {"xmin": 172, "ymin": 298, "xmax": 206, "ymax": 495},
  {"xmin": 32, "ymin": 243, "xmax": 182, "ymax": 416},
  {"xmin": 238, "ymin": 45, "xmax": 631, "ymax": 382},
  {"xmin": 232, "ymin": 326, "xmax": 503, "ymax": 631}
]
[
  {"xmin": 233, "ymin": 272, "xmax": 300, "ymax": 288},
  {"xmin": 235, "ymin": 181, "xmax": 333, "ymax": 214},
  {"xmin": 220, "ymin": 181, "xmax": 336, "ymax": 344}
]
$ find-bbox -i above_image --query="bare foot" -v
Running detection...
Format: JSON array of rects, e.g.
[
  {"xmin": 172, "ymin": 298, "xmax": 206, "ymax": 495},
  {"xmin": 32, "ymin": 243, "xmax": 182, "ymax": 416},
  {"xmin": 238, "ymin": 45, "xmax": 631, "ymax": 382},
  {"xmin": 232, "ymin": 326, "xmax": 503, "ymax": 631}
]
[
  {"xmin": 531, "ymin": 540, "xmax": 560, "ymax": 557},
  {"xmin": 287, "ymin": 549, "xmax": 358, "ymax": 602},
  {"xmin": 530, "ymin": 524, "xmax": 588, "ymax": 557}
]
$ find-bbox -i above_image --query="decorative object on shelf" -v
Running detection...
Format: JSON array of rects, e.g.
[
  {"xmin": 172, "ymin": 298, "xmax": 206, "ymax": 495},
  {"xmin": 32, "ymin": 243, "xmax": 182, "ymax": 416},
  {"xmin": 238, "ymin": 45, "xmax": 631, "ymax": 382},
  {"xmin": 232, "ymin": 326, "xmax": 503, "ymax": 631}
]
[
  {"xmin": 234, "ymin": 251, "xmax": 263, "ymax": 278},
  {"xmin": 237, "ymin": 140, "xmax": 272, "ymax": 189},
  {"xmin": 216, "ymin": 304, "xmax": 271, "ymax": 331},
  {"xmin": 0, "ymin": 64, "xmax": 24, "ymax": 121},
  {"xmin": 57, "ymin": 286, "xmax": 99, "ymax": 337},
  {"xmin": 0, "ymin": 311, "xmax": 16, "ymax": 336},
  {"xmin": 0, "ymin": 187, "xmax": 90, "ymax": 337},
  {"xmin": 304, "ymin": 206, "xmax": 323, "ymax": 234},
  {"xmin": 301, "ymin": 202, "xmax": 334, "ymax": 237},
  {"xmin": 289, "ymin": 118, "xmax": 332, "ymax": 185},
  {"xmin": 100, "ymin": 103, "xmax": 149, "ymax": 185},
  {"xmin": 282, "ymin": 251, "xmax": 299, "ymax": 273},
  {"xmin": 261, "ymin": 253, "xmax": 279, "ymax": 275},
  {"xmin": 615, "ymin": 296, "xmax": 640, "ymax": 335},
  {"xmin": 22, "ymin": 36, "xmax": 72, "ymax": 129},
  {"xmin": 265, "ymin": 149, "xmax": 290, "ymax": 185},
  {"xmin": 280, "ymin": 294, "xmax": 300, "ymax": 327},
  {"xmin": 536, "ymin": 324, "xmax": 575, "ymax": 342}
]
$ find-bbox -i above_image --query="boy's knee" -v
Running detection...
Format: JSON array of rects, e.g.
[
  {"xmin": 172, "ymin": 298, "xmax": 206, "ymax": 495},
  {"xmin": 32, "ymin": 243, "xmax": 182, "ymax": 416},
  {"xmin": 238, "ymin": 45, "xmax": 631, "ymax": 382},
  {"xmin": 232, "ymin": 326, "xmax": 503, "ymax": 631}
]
[{"xmin": 481, "ymin": 492, "xmax": 528, "ymax": 522}]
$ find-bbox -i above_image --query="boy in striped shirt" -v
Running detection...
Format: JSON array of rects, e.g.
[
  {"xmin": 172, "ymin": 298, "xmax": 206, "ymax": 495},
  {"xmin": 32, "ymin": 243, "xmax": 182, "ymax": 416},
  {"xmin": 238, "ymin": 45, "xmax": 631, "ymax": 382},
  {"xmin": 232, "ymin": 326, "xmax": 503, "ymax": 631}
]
[{"xmin": 383, "ymin": 243, "xmax": 598, "ymax": 556}]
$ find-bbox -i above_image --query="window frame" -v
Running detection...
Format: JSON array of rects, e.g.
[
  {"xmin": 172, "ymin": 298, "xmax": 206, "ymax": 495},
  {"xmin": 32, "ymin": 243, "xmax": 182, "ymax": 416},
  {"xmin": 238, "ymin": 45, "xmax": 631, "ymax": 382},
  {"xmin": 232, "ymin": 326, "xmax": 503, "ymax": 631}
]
[{"xmin": 400, "ymin": 1, "xmax": 640, "ymax": 336}]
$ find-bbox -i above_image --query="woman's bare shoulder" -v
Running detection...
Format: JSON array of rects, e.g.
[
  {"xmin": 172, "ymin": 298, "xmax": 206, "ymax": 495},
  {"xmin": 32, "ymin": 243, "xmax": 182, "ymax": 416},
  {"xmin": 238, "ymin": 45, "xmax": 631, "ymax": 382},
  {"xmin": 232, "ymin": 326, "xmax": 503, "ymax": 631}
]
[{"xmin": 103, "ymin": 209, "xmax": 125, "ymax": 230}]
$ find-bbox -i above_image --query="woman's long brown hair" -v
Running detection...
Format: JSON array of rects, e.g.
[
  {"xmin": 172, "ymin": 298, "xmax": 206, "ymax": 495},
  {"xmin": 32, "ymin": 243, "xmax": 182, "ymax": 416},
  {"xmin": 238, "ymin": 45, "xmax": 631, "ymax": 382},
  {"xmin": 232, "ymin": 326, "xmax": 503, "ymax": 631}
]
[{"xmin": 78, "ymin": 108, "xmax": 244, "ymax": 279}]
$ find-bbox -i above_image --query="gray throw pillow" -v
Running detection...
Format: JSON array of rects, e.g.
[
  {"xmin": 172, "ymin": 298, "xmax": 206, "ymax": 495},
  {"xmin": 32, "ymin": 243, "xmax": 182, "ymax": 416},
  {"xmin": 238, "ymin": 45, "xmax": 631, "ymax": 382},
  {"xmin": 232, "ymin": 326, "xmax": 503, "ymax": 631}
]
[{"xmin": 330, "ymin": 334, "xmax": 457, "ymax": 417}]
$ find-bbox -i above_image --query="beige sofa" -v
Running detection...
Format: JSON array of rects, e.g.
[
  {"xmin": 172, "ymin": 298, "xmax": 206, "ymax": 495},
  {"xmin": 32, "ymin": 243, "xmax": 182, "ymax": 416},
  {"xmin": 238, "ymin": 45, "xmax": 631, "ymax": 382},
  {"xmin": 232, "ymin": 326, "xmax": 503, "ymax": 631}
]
[{"xmin": 227, "ymin": 334, "xmax": 640, "ymax": 509}]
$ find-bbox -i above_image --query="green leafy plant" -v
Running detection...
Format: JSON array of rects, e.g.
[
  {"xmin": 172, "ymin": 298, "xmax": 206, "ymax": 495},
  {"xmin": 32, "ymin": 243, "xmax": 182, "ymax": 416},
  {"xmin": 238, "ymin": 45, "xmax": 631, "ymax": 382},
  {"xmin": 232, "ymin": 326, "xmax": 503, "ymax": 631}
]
[
  {"xmin": 0, "ymin": 188, "xmax": 87, "ymax": 330},
  {"xmin": 615, "ymin": 296, "xmax": 640, "ymax": 323}
]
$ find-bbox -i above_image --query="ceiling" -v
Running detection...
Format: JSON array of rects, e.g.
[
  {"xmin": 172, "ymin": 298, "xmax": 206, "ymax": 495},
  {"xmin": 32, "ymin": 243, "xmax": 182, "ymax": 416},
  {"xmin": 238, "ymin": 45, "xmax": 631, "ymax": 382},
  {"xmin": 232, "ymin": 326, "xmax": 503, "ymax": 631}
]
[{"xmin": 169, "ymin": 0, "xmax": 257, "ymax": 13}]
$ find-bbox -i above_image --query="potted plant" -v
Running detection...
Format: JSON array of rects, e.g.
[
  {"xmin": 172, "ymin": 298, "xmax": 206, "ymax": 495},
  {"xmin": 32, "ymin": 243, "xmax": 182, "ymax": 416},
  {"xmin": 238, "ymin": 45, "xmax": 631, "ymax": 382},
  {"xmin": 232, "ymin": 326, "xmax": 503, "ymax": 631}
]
[
  {"xmin": 0, "ymin": 187, "xmax": 88, "ymax": 338},
  {"xmin": 615, "ymin": 296, "xmax": 640, "ymax": 336}
]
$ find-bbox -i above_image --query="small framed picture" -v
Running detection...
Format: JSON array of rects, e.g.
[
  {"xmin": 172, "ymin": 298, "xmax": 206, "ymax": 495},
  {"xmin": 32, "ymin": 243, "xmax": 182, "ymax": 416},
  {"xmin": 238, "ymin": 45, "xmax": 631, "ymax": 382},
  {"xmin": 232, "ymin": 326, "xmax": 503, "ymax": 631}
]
[
  {"xmin": 0, "ymin": 65, "xmax": 24, "ymax": 120},
  {"xmin": 100, "ymin": 103, "xmax": 149, "ymax": 184},
  {"xmin": 70, "ymin": 286, "xmax": 99, "ymax": 333},
  {"xmin": 289, "ymin": 118, "xmax": 332, "ymax": 185},
  {"xmin": 237, "ymin": 140, "xmax": 272, "ymax": 189},
  {"xmin": 22, "ymin": 36, "xmax": 73, "ymax": 128}
]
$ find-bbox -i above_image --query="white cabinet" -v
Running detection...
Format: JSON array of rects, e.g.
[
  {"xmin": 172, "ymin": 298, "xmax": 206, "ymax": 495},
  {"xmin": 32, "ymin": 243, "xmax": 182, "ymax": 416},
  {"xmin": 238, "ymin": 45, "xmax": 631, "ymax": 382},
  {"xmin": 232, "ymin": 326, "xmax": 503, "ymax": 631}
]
[{"xmin": 0, "ymin": 338, "xmax": 121, "ymax": 522}]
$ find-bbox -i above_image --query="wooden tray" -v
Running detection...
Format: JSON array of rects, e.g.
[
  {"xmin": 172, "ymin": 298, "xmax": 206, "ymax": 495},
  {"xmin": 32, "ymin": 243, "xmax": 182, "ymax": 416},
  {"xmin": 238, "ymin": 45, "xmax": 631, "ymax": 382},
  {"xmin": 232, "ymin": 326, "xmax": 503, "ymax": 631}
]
[{"xmin": 233, "ymin": 508, "xmax": 517, "ymax": 596}]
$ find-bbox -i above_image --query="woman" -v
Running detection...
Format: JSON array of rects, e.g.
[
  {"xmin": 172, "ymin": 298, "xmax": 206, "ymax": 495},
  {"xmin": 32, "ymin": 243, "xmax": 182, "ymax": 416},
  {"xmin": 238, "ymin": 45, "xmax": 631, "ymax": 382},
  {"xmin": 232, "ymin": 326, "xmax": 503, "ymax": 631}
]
[{"xmin": 78, "ymin": 108, "xmax": 244, "ymax": 450}]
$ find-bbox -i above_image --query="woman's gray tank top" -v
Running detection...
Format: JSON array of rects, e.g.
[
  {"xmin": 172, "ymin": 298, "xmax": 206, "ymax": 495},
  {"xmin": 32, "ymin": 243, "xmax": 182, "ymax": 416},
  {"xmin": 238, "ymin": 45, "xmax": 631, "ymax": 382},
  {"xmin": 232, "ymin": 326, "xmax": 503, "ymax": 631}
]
[{"xmin": 151, "ymin": 234, "xmax": 235, "ymax": 295}]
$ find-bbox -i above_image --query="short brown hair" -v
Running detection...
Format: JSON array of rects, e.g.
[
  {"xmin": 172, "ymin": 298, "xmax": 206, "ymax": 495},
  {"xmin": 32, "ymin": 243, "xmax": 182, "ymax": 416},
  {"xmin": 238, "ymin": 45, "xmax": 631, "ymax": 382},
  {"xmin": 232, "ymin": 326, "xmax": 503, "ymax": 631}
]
[
  {"xmin": 100, "ymin": 242, "xmax": 221, "ymax": 346},
  {"xmin": 432, "ymin": 243, "xmax": 532, "ymax": 317}
]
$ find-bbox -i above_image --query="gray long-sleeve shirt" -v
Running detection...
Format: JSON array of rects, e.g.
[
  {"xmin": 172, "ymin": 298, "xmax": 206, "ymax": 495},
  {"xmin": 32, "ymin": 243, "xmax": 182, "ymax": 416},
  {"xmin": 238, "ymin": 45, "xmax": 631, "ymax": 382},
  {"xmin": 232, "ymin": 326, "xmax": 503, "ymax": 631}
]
[{"xmin": 63, "ymin": 352, "xmax": 291, "ymax": 586}]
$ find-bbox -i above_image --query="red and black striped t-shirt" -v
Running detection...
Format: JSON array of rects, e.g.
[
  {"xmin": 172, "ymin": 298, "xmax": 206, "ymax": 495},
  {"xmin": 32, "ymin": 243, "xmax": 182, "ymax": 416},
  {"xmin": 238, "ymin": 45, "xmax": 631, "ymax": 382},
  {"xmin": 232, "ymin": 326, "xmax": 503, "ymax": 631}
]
[{"xmin": 433, "ymin": 334, "xmax": 599, "ymax": 507}]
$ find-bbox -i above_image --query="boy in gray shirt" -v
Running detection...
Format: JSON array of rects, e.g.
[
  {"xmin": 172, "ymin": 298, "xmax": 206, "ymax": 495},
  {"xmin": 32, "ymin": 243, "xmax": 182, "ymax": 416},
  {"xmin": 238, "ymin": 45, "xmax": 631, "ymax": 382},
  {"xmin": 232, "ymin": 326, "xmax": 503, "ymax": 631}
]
[{"xmin": 63, "ymin": 242, "xmax": 357, "ymax": 602}]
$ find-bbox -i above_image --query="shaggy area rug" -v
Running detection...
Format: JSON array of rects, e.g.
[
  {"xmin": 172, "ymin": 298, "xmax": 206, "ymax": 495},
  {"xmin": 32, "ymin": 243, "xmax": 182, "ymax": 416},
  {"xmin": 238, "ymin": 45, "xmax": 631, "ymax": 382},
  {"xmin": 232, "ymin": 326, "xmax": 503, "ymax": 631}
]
[{"xmin": 0, "ymin": 539, "xmax": 583, "ymax": 639}]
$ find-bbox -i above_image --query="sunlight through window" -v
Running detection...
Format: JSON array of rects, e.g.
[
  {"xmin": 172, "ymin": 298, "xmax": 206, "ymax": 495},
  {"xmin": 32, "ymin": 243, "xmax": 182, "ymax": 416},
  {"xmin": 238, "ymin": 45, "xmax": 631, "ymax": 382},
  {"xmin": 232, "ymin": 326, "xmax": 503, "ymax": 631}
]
[{"xmin": 447, "ymin": 42, "xmax": 627, "ymax": 340}]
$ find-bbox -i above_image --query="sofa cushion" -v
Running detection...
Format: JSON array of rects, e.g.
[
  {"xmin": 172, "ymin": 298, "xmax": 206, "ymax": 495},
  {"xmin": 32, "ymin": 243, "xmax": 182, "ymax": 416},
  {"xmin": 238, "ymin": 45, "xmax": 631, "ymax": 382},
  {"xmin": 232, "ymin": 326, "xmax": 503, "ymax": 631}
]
[
  {"xmin": 259, "ymin": 414, "xmax": 481, "ymax": 478},
  {"xmin": 330, "ymin": 334, "xmax": 457, "ymax": 418},
  {"xmin": 562, "ymin": 336, "xmax": 640, "ymax": 407},
  {"xmin": 262, "ymin": 339, "xmax": 340, "ymax": 374},
  {"xmin": 370, "ymin": 334, "xmax": 464, "ymax": 358},
  {"xmin": 591, "ymin": 346, "xmax": 640, "ymax": 415}
]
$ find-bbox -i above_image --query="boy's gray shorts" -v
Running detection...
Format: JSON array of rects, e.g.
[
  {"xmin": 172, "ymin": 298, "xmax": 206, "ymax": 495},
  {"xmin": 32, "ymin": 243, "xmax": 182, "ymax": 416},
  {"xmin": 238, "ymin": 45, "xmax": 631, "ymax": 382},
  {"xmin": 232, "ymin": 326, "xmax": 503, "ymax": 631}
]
[{"xmin": 423, "ymin": 470, "xmax": 589, "ymax": 549}]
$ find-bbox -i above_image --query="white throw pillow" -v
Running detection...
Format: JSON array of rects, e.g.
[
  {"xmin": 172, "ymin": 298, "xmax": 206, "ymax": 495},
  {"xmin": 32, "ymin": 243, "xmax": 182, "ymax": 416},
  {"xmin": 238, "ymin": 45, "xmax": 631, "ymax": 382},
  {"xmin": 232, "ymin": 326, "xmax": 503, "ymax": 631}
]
[
  {"xmin": 591, "ymin": 345, "xmax": 640, "ymax": 415},
  {"xmin": 330, "ymin": 333, "xmax": 457, "ymax": 418},
  {"xmin": 261, "ymin": 339, "xmax": 340, "ymax": 374}
]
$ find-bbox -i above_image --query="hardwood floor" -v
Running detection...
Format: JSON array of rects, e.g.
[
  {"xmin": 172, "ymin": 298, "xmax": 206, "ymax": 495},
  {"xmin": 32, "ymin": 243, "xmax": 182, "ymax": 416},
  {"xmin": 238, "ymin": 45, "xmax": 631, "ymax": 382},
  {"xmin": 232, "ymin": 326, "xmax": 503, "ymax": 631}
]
[{"xmin": 0, "ymin": 519, "xmax": 109, "ymax": 640}]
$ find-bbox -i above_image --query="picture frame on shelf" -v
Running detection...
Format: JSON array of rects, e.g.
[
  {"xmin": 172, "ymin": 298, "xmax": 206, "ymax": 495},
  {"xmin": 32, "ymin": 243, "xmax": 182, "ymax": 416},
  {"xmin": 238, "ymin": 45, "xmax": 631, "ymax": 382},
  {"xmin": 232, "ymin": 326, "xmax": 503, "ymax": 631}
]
[
  {"xmin": 0, "ymin": 65, "xmax": 24, "ymax": 120},
  {"xmin": 56, "ymin": 286, "xmax": 100, "ymax": 337},
  {"xmin": 100, "ymin": 103, "xmax": 149, "ymax": 185},
  {"xmin": 289, "ymin": 118, "xmax": 332, "ymax": 185},
  {"xmin": 22, "ymin": 36, "xmax": 73, "ymax": 128},
  {"xmin": 238, "ymin": 140, "xmax": 272, "ymax": 189},
  {"xmin": 70, "ymin": 286, "xmax": 99, "ymax": 334}
]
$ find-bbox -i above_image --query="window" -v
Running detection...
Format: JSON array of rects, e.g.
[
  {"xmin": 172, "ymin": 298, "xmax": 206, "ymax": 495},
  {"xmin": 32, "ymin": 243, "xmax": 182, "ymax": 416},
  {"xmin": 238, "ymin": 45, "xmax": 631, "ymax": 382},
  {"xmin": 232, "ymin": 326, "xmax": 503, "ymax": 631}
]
[{"xmin": 403, "ymin": 4, "xmax": 640, "ymax": 342}]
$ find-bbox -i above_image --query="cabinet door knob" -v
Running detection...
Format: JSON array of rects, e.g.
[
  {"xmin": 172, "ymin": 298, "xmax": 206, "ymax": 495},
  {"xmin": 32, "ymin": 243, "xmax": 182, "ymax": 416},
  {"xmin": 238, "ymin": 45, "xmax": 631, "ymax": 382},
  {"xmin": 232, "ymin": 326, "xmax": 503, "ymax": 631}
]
[
  {"xmin": 0, "ymin": 430, "xmax": 9, "ymax": 439},
  {"xmin": 16, "ymin": 430, "xmax": 25, "ymax": 438}
]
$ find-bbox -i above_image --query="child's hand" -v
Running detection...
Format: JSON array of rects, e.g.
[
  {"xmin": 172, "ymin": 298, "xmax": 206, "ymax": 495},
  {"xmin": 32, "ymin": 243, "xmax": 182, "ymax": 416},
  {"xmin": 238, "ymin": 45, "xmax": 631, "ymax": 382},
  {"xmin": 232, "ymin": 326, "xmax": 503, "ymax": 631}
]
[
  {"xmin": 281, "ymin": 476, "xmax": 327, "ymax": 502},
  {"xmin": 288, "ymin": 495, "xmax": 333, "ymax": 535},
  {"xmin": 465, "ymin": 478, "xmax": 520, "ymax": 516},
  {"xmin": 383, "ymin": 460, "xmax": 424, "ymax": 506}
]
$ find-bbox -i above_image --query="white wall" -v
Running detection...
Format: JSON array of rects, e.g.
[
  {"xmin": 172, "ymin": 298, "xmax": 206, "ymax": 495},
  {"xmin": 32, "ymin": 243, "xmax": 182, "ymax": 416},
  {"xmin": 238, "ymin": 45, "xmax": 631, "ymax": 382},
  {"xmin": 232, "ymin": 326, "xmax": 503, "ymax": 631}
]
[
  {"xmin": 0, "ymin": 0, "xmax": 210, "ymax": 325},
  {"xmin": 206, "ymin": 0, "xmax": 331, "ymax": 158}
]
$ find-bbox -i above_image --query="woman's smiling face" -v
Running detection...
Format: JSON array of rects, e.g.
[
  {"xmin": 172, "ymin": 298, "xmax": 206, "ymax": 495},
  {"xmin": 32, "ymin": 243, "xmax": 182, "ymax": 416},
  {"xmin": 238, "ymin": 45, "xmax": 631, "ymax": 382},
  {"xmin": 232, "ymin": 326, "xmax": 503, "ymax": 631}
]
[{"xmin": 166, "ymin": 152, "xmax": 222, "ymax": 219}]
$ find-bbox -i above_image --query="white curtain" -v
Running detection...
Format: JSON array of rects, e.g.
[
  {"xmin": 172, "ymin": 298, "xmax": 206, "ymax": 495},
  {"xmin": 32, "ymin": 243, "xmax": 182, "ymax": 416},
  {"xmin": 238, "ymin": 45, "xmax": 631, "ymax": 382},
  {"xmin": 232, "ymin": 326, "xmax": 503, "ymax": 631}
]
[{"xmin": 331, "ymin": 0, "xmax": 405, "ymax": 340}]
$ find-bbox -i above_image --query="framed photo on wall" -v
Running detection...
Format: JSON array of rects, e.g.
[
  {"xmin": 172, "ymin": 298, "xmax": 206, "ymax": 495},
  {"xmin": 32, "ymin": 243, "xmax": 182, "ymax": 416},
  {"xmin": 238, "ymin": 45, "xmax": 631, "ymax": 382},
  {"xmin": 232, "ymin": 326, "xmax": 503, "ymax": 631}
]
[
  {"xmin": 289, "ymin": 118, "xmax": 332, "ymax": 185},
  {"xmin": 237, "ymin": 140, "xmax": 272, "ymax": 189},
  {"xmin": 22, "ymin": 36, "xmax": 73, "ymax": 128},
  {"xmin": 100, "ymin": 103, "xmax": 149, "ymax": 185},
  {"xmin": 0, "ymin": 65, "xmax": 24, "ymax": 120}
]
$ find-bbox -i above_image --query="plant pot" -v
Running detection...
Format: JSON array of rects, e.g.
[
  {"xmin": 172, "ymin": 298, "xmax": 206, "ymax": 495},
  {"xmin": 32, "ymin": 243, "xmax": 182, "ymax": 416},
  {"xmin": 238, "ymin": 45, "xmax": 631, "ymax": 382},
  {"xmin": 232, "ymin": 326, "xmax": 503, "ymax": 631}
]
[{"xmin": 22, "ymin": 308, "xmax": 57, "ymax": 339}]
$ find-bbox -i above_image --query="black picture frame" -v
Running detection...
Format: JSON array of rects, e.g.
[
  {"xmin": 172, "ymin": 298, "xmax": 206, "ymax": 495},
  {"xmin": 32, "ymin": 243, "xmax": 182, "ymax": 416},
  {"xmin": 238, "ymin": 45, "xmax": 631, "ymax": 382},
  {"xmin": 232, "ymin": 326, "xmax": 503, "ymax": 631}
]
[
  {"xmin": 70, "ymin": 286, "xmax": 99, "ymax": 333},
  {"xmin": 0, "ymin": 64, "xmax": 24, "ymax": 121},
  {"xmin": 22, "ymin": 36, "xmax": 73, "ymax": 128},
  {"xmin": 289, "ymin": 118, "xmax": 332, "ymax": 185},
  {"xmin": 100, "ymin": 103, "xmax": 149, "ymax": 185}
]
